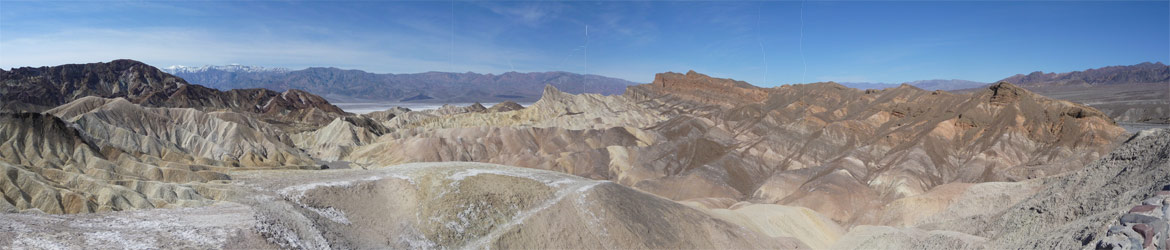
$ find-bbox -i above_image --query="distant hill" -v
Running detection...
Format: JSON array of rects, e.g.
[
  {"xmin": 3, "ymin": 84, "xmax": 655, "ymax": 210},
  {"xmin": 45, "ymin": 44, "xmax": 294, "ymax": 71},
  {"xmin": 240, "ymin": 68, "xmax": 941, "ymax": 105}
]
[
  {"xmin": 164, "ymin": 64, "xmax": 290, "ymax": 74},
  {"xmin": 999, "ymin": 62, "xmax": 1170, "ymax": 86},
  {"xmin": 990, "ymin": 62, "xmax": 1170, "ymax": 124},
  {"xmin": 838, "ymin": 79, "xmax": 985, "ymax": 91},
  {"xmin": 1, "ymin": 59, "xmax": 347, "ymax": 129},
  {"xmin": 838, "ymin": 82, "xmax": 901, "ymax": 90},
  {"xmin": 903, "ymin": 79, "xmax": 987, "ymax": 91},
  {"xmin": 163, "ymin": 65, "xmax": 639, "ymax": 103}
]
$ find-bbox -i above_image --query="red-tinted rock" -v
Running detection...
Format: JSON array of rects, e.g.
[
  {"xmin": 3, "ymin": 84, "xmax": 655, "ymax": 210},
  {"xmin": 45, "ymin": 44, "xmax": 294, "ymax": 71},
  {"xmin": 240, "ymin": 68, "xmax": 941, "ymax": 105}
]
[
  {"xmin": 1131, "ymin": 205, "xmax": 1159, "ymax": 213},
  {"xmin": 1133, "ymin": 223, "xmax": 1154, "ymax": 248}
]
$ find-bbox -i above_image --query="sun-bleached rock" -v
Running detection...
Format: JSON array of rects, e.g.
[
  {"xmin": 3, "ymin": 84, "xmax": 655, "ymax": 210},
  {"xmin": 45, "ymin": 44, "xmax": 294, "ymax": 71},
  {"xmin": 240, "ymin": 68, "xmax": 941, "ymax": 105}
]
[
  {"xmin": 0, "ymin": 113, "xmax": 218, "ymax": 213},
  {"xmin": 340, "ymin": 72, "xmax": 1126, "ymax": 225},
  {"xmin": 291, "ymin": 117, "xmax": 386, "ymax": 161},
  {"xmin": 684, "ymin": 202, "xmax": 846, "ymax": 249},
  {"xmin": 859, "ymin": 180, "xmax": 1044, "ymax": 227},
  {"xmin": 232, "ymin": 162, "xmax": 807, "ymax": 249},
  {"xmin": 47, "ymin": 97, "xmax": 315, "ymax": 168},
  {"xmin": 831, "ymin": 225, "xmax": 986, "ymax": 249}
]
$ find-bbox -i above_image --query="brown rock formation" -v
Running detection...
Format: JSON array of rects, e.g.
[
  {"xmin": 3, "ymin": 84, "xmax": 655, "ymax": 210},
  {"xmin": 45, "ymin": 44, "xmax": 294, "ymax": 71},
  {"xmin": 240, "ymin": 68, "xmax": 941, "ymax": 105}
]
[
  {"xmin": 347, "ymin": 70, "xmax": 1126, "ymax": 225},
  {"xmin": 487, "ymin": 101, "xmax": 525, "ymax": 112}
]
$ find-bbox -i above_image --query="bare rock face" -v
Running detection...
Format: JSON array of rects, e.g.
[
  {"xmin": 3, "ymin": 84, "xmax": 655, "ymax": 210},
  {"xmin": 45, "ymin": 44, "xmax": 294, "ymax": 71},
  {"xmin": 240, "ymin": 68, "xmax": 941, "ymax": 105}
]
[
  {"xmin": 349, "ymin": 71, "xmax": 1126, "ymax": 226},
  {"xmin": 958, "ymin": 128, "xmax": 1170, "ymax": 248},
  {"xmin": 46, "ymin": 97, "xmax": 315, "ymax": 168},
  {"xmin": 859, "ymin": 180, "xmax": 1044, "ymax": 227},
  {"xmin": 684, "ymin": 202, "xmax": 847, "ymax": 249},
  {"xmin": 0, "ymin": 97, "xmax": 328, "ymax": 214},
  {"xmin": 232, "ymin": 162, "xmax": 807, "ymax": 249},
  {"xmin": 291, "ymin": 117, "xmax": 387, "ymax": 161},
  {"xmin": 0, "ymin": 112, "xmax": 219, "ymax": 214},
  {"xmin": 832, "ymin": 128, "xmax": 1170, "ymax": 249},
  {"xmin": 652, "ymin": 70, "xmax": 769, "ymax": 105}
]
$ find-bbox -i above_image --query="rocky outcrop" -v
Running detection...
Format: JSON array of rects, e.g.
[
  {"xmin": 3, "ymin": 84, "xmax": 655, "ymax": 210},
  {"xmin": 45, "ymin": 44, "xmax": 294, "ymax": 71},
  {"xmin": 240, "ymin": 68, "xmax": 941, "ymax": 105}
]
[
  {"xmin": 1096, "ymin": 190, "xmax": 1170, "ymax": 249},
  {"xmin": 651, "ymin": 70, "xmax": 769, "ymax": 105},
  {"xmin": 291, "ymin": 117, "xmax": 387, "ymax": 161},
  {"xmin": 832, "ymin": 128, "xmax": 1170, "ymax": 249},
  {"xmin": 0, "ymin": 112, "xmax": 223, "ymax": 214},
  {"xmin": 0, "ymin": 96, "xmax": 330, "ymax": 214},
  {"xmin": 47, "ymin": 97, "xmax": 315, "ymax": 168},
  {"xmin": 970, "ymin": 128, "xmax": 1170, "ymax": 248},
  {"xmin": 487, "ymin": 101, "xmax": 525, "ymax": 112}
]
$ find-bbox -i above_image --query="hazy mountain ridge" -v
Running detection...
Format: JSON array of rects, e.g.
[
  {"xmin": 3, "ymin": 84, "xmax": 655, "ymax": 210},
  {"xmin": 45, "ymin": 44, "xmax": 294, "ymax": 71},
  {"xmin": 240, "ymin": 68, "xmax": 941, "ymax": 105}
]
[
  {"xmin": 165, "ymin": 65, "xmax": 639, "ymax": 103},
  {"xmin": 994, "ymin": 62, "xmax": 1170, "ymax": 124},
  {"xmin": 163, "ymin": 64, "xmax": 291, "ymax": 74},
  {"xmin": 839, "ymin": 79, "xmax": 986, "ymax": 91},
  {"xmin": 1000, "ymin": 62, "xmax": 1170, "ymax": 86}
]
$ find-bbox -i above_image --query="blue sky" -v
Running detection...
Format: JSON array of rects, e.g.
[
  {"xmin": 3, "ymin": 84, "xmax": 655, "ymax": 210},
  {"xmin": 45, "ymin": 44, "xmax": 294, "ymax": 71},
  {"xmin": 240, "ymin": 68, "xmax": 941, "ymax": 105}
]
[{"xmin": 1, "ymin": 1, "xmax": 1167, "ymax": 86}]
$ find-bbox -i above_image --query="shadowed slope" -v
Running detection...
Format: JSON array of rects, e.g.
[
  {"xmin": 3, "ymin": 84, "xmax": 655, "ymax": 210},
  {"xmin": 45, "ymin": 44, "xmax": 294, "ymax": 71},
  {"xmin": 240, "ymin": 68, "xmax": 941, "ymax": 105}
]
[{"xmin": 0, "ymin": 60, "xmax": 347, "ymax": 131}]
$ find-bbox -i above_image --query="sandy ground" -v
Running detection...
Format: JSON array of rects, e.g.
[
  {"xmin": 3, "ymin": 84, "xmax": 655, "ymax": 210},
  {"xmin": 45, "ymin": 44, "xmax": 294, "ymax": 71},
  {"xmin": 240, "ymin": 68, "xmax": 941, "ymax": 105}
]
[
  {"xmin": 1120, "ymin": 122, "xmax": 1170, "ymax": 134},
  {"xmin": 1, "ymin": 162, "xmax": 805, "ymax": 249},
  {"xmin": 0, "ymin": 203, "xmax": 272, "ymax": 249}
]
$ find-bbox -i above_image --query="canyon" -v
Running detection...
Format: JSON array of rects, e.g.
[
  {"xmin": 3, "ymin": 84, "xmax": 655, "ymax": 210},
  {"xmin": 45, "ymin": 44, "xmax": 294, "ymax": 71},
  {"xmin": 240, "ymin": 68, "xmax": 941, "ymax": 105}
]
[{"xmin": 0, "ymin": 60, "xmax": 1165, "ymax": 249}]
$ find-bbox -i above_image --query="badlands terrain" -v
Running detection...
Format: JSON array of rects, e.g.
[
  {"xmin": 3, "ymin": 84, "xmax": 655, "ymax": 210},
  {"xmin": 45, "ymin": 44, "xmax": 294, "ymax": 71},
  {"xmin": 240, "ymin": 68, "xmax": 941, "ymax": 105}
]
[{"xmin": 1, "ymin": 60, "xmax": 1168, "ymax": 249}]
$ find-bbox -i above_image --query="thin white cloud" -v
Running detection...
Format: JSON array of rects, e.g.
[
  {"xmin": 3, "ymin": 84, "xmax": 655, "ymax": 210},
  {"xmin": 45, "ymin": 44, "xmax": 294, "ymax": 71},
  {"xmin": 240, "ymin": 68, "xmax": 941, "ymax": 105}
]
[
  {"xmin": 0, "ymin": 28, "xmax": 388, "ymax": 70},
  {"xmin": 0, "ymin": 2, "xmax": 651, "ymax": 82},
  {"xmin": 0, "ymin": 25, "xmax": 546, "ymax": 76},
  {"xmin": 480, "ymin": 2, "xmax": 564, "ymax": 27}
]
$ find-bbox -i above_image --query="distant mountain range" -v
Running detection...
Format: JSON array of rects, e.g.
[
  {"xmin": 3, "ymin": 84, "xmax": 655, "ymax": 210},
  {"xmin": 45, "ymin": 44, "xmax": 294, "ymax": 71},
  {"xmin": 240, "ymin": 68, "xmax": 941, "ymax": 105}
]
[
  {"xmin": 164, "ymin": 64, "xmax": 290, "ymax": 74},
  {"xmin": 836, "ymin": 62, "xmax": 1169, "ymax": 92},
  {"xmin": 838, "ymin": 79, "xmax": 987, "ymax": 91},
  {"xmin": 162, "ymin": 66, "xmax": 638, "ymax": 103},
  {"xmin": 999, "ymin": 62, "xmax": 1169, "ymax": 86},
  {"xmin": 994, "ymin": 62, "xmax": 1170, "ymax": 124}
]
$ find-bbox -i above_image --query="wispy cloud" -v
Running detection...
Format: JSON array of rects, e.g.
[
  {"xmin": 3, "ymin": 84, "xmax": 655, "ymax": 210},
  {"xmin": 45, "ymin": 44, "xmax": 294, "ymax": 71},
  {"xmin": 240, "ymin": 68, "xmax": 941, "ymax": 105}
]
[
  {"xmin": 1, "ymin": 28, "xmax": 400, "ymax": 70},
  {"xmin": 480, "ymin": 2, "xmax": 564, "ymax": 27},
  {"xmin": 2, "ymin": 1, "xmax": 1165, "ymax": 85}
]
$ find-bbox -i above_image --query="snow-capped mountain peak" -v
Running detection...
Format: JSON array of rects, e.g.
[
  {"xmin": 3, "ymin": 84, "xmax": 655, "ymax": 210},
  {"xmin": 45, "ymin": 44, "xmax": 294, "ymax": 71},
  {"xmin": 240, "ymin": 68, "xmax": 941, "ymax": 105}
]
[{"xmin": 163, "ymin": 64, "xmax": 291, "ymax": 74}]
